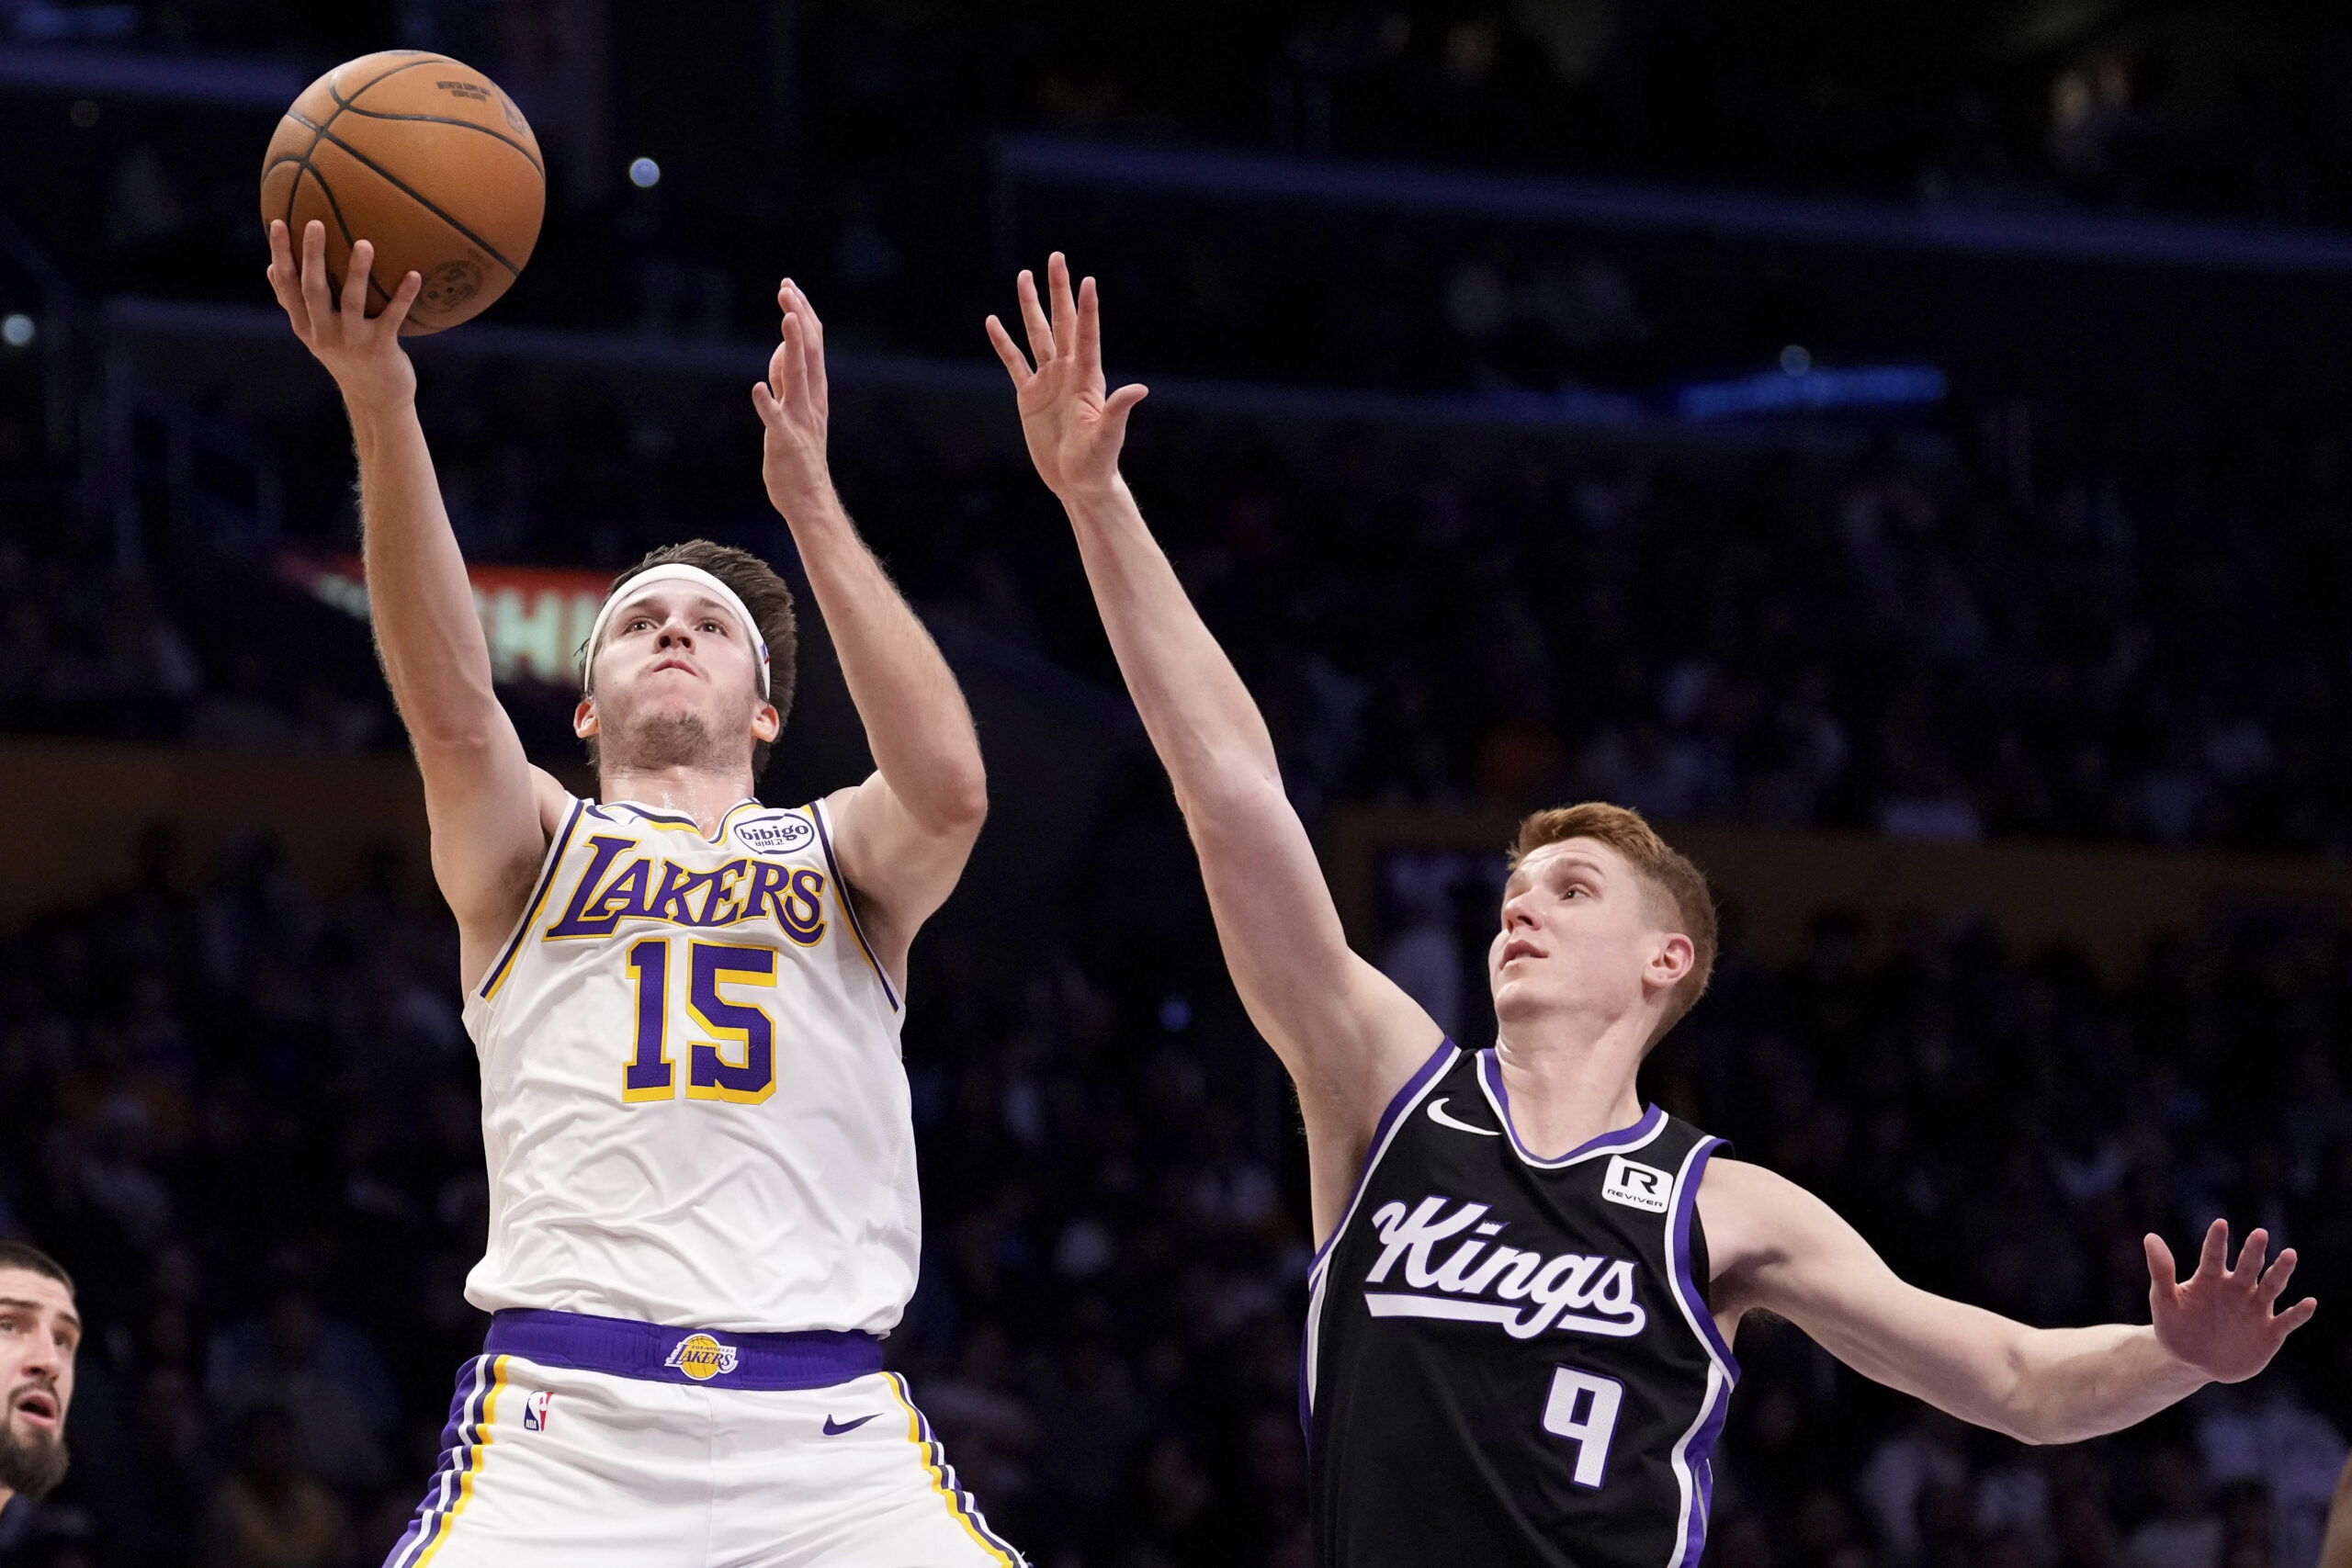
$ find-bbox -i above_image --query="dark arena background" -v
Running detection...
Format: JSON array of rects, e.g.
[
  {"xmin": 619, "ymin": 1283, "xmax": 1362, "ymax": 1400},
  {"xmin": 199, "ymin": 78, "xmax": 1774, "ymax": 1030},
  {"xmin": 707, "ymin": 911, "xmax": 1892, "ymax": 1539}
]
[{"xmin": 6, "ymin": 2, "xmax": 2352, "ymax": 1565}]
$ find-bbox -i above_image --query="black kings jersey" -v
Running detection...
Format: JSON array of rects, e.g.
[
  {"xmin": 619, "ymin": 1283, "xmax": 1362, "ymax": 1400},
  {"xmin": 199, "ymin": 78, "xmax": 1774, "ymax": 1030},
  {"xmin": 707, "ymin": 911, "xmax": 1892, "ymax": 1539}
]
[{"xmin": 1306, "ymin": 1042, "xmax": 1737, "ymax": 1568}]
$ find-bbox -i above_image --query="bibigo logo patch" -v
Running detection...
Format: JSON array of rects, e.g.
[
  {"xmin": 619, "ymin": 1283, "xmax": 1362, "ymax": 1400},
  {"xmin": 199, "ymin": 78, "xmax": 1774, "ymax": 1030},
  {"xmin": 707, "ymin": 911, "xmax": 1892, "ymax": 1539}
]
[
  {"xmin": 735, "ymin": 816, "xmax": 815, "ymax": 856},
  {"xmin": 1600, "ymin": 1155, "xmax": 1674, "ymax": 1214},
  {"xmin": 664, "ymin": 1334, "xmax": 740, "ymax": 1382}
]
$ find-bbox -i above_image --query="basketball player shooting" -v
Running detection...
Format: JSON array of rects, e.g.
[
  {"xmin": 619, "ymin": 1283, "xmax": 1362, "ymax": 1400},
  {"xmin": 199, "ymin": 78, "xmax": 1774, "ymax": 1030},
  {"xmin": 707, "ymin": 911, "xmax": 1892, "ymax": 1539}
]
[
  {"xmin": 266, "ymin": 219, "xmax": 1022, "ymax": 1567},
  {"xmin": 988, "ymin": 254, "xmax": 2316, "ymax": 1568}
]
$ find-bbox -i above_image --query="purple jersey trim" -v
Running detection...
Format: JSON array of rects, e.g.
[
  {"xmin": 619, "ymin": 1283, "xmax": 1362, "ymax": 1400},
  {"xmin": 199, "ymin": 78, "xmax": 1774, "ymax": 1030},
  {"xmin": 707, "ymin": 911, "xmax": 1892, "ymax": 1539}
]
[
  {"xmin": 1676, "ymin": 1371, "xmax": 1734, "ymax": 1568},
  {"xmin": 1476, "ymin": 1050, "xmax": 1667, "ymax": 1168},
  {"xmin": 808, "ymin": 797, "xmax": 901, "ymax": 1014},
  {"xmin": 1669, "ymin": 1135, "xmax": 1740, "ymax": 1376},
  {"xmin": 477, "ymin": 796, "xmax": 585, "ymax": 1000},
  {"xmin": 1306, "ymin": 1036, "xmax": 1459, "ymax": 1281},
  {"xmin": 484, "ymin": 1307, "xmax": 882, "ymax": 1391}
]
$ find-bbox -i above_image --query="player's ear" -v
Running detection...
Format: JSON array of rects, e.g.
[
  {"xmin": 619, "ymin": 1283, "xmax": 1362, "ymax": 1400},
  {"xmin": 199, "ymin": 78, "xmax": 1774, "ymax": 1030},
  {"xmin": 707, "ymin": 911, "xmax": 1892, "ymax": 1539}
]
[
  {"xmin": 573, "ymin": 696, "xmax": 598, "ymax": 739},
  {"xmin": 1648, "ymin": 932, "xmax": 1694, "ymax": 990},
  {"xmin": 751, "ymin": 700, "xmax": 780, "ymax": 744}
]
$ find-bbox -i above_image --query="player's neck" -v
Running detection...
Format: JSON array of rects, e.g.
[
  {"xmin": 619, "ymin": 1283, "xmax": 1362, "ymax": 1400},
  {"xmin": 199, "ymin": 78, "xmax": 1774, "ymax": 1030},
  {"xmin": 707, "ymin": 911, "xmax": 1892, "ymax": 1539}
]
[
  {"xmin": 598, "ymin": 762, "xmax": 756, "ymax": 836},
  {"xmin": 1487, "ymin": 1014, "xmax": 1649, "ymax": 1161}
]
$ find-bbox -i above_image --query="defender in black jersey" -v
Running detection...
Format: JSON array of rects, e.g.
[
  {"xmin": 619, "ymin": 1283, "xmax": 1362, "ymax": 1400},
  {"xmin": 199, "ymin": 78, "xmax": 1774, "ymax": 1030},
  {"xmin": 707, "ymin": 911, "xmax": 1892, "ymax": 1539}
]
[{"xmin": 989, "ymin": 254, "xmax": 2318, "ymax": 1568}]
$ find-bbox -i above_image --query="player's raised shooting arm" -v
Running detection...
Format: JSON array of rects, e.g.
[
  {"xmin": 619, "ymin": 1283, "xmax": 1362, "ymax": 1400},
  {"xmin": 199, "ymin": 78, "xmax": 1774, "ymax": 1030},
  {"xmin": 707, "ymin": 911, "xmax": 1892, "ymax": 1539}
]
[
  {"xmin": 987, "ymin": 256, "xmax": 1442, "ymax": 1163},
  {"xmin": 753, "ymin": 282, "xmax": 988, "ymax": 986},
  {"xmin": 266, "ymin": 220, "xmax": 558, "ymax": 985},
  {"xmin": 1699, "ymin": 1157, "xmax": 2315, "ymax": 1445}
]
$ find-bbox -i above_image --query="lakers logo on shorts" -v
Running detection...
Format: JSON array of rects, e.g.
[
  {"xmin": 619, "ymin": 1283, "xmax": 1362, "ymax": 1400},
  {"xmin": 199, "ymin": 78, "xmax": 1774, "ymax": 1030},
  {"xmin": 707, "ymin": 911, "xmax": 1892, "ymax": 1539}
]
[{"xmin": 664, "ymin": 1333, "xmax": 740, "ymax": 1382}]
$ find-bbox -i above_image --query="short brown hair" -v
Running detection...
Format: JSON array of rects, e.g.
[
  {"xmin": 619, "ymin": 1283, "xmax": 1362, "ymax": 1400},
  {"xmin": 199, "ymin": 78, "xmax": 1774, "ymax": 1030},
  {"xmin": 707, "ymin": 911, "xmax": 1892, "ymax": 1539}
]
[
  {"xmin": 1510, "ymin": 803, "xmax": 1717, "ymax": 1047},
  {"xmin": 582, "ymin": 540, "xmax": 800, "ymax": 781},
  {"xmin": 0, "ymin": 1240, "xmax": 74, "ymax": 1298}
]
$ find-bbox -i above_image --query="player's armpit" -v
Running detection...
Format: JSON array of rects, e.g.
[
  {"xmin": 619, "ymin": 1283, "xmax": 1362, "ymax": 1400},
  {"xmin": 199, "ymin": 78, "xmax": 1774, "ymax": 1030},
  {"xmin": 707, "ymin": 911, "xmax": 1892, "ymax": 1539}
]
[
  {"xmin": 815, "ymin": 769, "xmax": 984, "ymax": 994},
  {"xmin": 437, "ymin": 761, "xmax": 568, "ymax": 995}
]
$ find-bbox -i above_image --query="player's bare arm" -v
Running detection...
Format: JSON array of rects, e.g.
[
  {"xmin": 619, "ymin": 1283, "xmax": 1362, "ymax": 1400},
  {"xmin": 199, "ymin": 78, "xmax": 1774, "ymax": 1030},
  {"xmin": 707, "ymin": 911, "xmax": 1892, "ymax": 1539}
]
[
  {"xmin": 988, "ymin": 253, "xmax": 1440, "ymax": 1241},
  {"xmin": 266, "ymin": 218, "xmax": 567, "ymax": 989},
  {"xmin": 754, "ymin": 280, "xmax": 986, "ymax": 988},
  {"xmin": 1698, "ymin": 1156, "xmax": 2316, "ymax": 1444}
]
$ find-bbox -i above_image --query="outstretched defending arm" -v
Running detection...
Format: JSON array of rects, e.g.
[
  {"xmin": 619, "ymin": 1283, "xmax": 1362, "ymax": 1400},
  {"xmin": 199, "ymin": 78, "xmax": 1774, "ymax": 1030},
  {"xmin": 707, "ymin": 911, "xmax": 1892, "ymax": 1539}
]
[
  {"xmin": 1701, "ymin": 1158, "xmax": 2315, "ymax": 1444},
  {"xmin": 754, "ymin": 281, "xmax": 987, "ymax": 987},
  {"xmin": 988, "ymin": 254, "xmax": 1441, "ymax": 1241},
  {"xmin": 266, "ymin": 220, "xmax": 562, "ymax": 990}
]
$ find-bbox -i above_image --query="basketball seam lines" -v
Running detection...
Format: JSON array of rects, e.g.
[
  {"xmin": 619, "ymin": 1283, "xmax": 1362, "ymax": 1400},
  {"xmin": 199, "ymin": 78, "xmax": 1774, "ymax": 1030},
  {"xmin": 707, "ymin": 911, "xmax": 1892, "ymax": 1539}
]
[
  {"xmin": 310, "ymin": 125, "xmax": 524, "ymax": 277},
  {"xmin": 330, "ymin": 105, "xmax": 543, "ymax": 176},
  {"xmin": 274, "ymin": 55, "xmax": 449, "ymax": 304}
]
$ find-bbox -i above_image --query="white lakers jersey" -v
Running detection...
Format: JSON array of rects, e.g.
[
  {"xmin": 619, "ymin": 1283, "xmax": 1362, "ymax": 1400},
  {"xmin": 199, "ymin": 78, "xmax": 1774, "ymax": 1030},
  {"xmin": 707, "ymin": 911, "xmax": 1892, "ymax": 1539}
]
[{"xmin": 460, "ymin": 795, "xmax": 919, "ymax": 1335}]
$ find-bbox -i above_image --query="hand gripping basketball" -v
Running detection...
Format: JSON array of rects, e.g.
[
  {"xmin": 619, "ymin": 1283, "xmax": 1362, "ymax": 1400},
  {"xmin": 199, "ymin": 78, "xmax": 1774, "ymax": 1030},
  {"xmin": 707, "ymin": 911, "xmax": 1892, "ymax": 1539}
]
[
  {"xmin": 267, "ymin": 219, "xmax": 422, "ymax": 412},
  {"xmin": 2144, "ymin": 1219, "xmax": 2317, "ymax": 1382}
]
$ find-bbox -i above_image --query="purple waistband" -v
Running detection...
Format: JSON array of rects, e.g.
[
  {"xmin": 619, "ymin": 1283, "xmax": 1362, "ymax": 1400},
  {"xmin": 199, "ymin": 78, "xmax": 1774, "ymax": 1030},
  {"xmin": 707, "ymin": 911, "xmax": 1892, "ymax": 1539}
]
[{"xmin": 485, "ymin": 1308, "xmax": 884, "ymax": 1392}]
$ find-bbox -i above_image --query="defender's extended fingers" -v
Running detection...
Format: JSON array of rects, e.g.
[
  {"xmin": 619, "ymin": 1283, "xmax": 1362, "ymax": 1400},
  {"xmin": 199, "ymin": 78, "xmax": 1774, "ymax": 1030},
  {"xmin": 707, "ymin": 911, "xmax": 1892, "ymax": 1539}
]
[
  {"xmin": 341, "ymin": 240, "xmax": 375, "ymax": 322},
  {"xmin": 2233, "ymin": 1228, "xmax": 2269, "ymax": 1281},
  {"xmin": 2278, "ymin": 1296, "xmax": 2318, "ymax": 1335},
  {"xmin": 2198, "ymin": 1219, "xmax": 2231, "ymax": 1278},
  {"xmin": 1047, "ymin": 252, "xmax": 1079, "ymax": 353},
  {"xmin": 752, "ymin": 378, "xmax": 784, "ymax": 425},
  {"xmin": 984, "ymin": 315, "xmax": 1033, "ymax": 382},
  {"xmin": 378, "ymin": 269, "xmax": 423, "ymax": 337},
  {"xmin": 765, "ymin": 334, "xmax": 794, "ymax": 403},
  {"xmin": 1102, "ymin": 380, "xmax": 1148, "ymax": 434},
  {"xmin": 1076, "ymin": 276, "xmax": 1104, "ymax": 376},
  {"xmin": 2258, "ymin": 1247, "xmax": 2300, "ymax": 1302},
  {"xmin": 1015, "ymin": 269, "xmax": 1055, "ymax": 363},
  {"xmin": 2144, "ymin": 1232, "xmax": 2181, "ymax": 1296}
]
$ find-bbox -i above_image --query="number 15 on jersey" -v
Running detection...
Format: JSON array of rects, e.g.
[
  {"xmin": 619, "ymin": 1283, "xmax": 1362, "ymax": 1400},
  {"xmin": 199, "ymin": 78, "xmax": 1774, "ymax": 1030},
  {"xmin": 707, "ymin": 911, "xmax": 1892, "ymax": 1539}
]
[{"xmin": 622, "ymin": 939, "xmax": 779, "ymax": 1105}]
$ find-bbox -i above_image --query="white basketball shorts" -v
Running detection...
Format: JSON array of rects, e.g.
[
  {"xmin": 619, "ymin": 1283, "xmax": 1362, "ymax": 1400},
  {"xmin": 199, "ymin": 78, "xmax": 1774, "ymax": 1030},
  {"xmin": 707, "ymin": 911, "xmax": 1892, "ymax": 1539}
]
[{"xmin": 382, "ymin": 1309, "xmax": 1023, "ymax": 1568}]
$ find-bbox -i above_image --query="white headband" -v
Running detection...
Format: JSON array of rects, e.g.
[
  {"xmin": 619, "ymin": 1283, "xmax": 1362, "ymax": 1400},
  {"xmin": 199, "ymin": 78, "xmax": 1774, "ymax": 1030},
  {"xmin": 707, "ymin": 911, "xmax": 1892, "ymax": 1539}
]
[{"xmin": 581, "ymin": 563, "xmax": 771, "ymax": 698}]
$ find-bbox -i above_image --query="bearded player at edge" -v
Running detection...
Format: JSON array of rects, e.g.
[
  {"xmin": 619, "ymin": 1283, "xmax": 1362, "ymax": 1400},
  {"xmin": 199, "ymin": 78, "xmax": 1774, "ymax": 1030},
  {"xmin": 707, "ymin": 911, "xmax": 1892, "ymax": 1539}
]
[
  {"xmin": 988, "ymin": 254, "xmax": 2317, "ymax": 1568},
  {"xmin": 266, "ymin": 219, "xmax": 1023, "ymax": 1566}
]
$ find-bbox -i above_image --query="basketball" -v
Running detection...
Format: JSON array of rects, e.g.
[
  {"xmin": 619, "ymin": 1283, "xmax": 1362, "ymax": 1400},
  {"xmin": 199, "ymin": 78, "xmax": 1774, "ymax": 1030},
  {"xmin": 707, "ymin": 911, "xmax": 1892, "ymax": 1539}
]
[{"xmin": 258, "ymin": 51, "xmax": 544, "ymax": 335}]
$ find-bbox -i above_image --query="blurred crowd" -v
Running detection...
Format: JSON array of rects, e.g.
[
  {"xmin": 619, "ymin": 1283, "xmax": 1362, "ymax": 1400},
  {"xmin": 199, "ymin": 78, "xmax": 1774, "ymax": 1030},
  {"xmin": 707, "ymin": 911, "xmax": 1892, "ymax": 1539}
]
[
  {"xmin": 0, "ymin": 797, "xmax": 2347, "ymax": 1568},
  {"xmin": 9, "ymin": 363, "xmax": 2351, "ymax": 856}
]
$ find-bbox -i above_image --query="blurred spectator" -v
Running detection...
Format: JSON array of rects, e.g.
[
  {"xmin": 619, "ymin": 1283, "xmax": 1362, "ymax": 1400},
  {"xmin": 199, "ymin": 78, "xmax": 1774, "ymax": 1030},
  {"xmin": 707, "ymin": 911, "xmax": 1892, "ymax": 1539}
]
[{"xmin": 199, "ymin": 1404, "xmax": 350, "ymax": 1568}]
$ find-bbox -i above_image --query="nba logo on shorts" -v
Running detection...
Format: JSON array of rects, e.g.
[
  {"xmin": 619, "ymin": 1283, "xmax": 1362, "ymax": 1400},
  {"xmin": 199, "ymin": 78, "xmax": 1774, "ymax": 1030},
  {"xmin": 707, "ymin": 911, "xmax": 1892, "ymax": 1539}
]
[
  {"xmin": 664, "ymin": 1333, "xmax": 741, "ymax": 1382},
  {"xmin": 523, "ymin": 1390, "xmax": 553, "ymax": 1431}
]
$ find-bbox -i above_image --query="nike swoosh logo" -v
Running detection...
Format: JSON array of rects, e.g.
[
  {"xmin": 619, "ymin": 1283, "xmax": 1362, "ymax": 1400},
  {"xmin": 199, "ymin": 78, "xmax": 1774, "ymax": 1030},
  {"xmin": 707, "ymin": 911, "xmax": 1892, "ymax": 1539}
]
[
  {"xmin": 1427, "ymin": 1097, "xmax": 1499, "ymax": 1136},
  {"xmin": 822, "ymin": 1414, "xmax": 879, "ymax": 1437}
]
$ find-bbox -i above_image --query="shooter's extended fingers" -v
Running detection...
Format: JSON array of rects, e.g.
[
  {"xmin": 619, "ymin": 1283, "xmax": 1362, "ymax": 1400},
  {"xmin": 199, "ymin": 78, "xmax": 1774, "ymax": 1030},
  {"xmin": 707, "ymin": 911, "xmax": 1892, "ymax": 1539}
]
[
  {"xmin": 783, "ymin": 281, "xmax": 828, "ymax": 412},
  {"xmin": 984, "ymin": 315, "xmax": 1032, "ymax": 382},
  {"xmin": 341, "ymin": 240, "xmax": 375, "ymax": 323},
  {"xmin": 779, "ymin": 311, "xmax": 810, "ymax": 407},
  {"xmin": 379, "ymin": 270, "xmax": 423, "ymax": 337},
  {"xmin": 299, "ymin": 220, "xmax": 333, "ymax": 333},
  {"xmin": 266, "ymin": 221, "xmax": 308, "ymax": 326},
  {"xmin": 1016, "ymin": 269, "xmax": 1055, "ymax": 363}
]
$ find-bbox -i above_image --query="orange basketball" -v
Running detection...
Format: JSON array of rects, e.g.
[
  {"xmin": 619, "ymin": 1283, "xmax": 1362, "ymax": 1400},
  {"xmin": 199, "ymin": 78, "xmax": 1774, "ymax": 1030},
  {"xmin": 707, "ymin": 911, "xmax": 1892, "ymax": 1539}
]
[{"xmin": 259, "ymin": 51, "xmax": 545, "ymax": 335}]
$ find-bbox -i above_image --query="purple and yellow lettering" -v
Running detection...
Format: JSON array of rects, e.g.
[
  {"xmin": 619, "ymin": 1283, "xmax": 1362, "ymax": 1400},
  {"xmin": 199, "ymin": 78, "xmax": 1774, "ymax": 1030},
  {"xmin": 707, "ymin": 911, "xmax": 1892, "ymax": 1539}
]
[
  {"xmin": 700, "ymin": 860, "xmax": 750, "ymax": 926},
  {"xmin": 649, "ymin": 862, "xmax": 718, "ymax": 925},
  {"xmin": 741, "ymin": 861, "xmax": 792, "ymax": 926},
  {"xmin": 544, "ymin": 837, "xmax": 645, "ymax": 940},
  {"xmin": 780, "ymin": 868, "xmax": 827, "ymax": 946}
]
